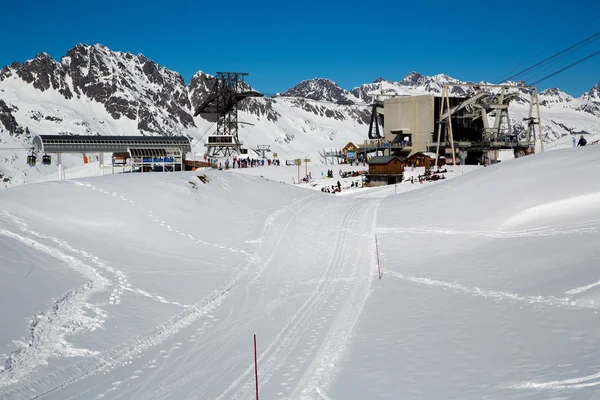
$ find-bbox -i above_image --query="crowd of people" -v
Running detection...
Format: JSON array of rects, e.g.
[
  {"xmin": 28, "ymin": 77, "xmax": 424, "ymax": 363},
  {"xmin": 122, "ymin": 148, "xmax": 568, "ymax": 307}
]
[
  {"xmin": 320, "ymin": 179, "xmax": 363, "ymax": 194},
  {"xmin": 322, "ymin": 169, "xmax": 366, "ymax": 179},
  {"xmin": 412, "ymin": 168, "xmax": 447, "ymax": 184},
  {"xmin": 218, "ymin": 157, "xmax": 280, "ymax": 170}
]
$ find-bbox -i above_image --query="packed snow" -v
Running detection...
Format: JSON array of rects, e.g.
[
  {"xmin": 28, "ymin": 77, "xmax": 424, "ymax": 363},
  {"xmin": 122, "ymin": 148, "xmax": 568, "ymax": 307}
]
[{"xmin": 1, "ymin": 145, "xmax": 600, "ymax": 399}]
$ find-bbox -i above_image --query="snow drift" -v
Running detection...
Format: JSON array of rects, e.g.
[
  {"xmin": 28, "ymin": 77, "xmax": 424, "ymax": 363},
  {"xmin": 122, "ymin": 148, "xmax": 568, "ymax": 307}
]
[{"xmin": 1, "ymin": 146, "xmax": 600, "ymax": 399}]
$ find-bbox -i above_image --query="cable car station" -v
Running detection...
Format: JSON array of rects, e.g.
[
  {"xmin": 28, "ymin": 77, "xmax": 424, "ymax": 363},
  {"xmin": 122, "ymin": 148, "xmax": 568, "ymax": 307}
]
[{"xmin": 30, "ymin": 135, "xmax": 192, "ymax": 180}]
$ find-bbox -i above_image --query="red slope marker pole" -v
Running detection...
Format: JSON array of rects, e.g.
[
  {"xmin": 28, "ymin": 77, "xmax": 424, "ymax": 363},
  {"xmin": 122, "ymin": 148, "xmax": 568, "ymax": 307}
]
[
  {"xmin": 376, "ymin": 235, "xmax": 381, "ymax": 280},
  {"xmin": 254, "ymin": 334, "xmax": 259, "ymax": 400}
]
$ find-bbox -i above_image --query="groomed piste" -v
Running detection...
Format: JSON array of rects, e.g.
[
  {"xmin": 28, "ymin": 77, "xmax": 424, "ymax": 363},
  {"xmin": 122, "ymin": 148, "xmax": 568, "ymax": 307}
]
[{"xmin": 1, "ymin": 145, "xmax": 600, "ymax": 399}]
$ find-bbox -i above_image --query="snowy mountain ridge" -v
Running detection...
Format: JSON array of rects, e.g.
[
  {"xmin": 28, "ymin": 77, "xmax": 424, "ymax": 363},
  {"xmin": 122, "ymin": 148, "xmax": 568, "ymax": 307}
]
[{"xmin": 0, "ymin": 44, "xmax": 599, "ymax": 186}]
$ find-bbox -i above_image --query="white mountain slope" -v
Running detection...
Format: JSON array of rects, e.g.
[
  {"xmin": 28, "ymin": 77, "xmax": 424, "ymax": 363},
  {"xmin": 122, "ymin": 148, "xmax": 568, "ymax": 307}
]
[
  {"xmin": 1, "ymin": 44, "xmax": 599, "ymax": 188},
  {"xmin": 1, "ymin": 146, "xmax": 600, "ymax": 399}
]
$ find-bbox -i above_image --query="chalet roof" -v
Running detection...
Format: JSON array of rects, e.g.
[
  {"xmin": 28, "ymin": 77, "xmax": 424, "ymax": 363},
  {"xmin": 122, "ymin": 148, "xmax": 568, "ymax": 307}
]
[
  {"xmin": 343, "ymin": 142, "xmax": 359, "ymax": 151},
  {"xmin": 408, "ymin": 151, "xmax": 443, "ymax": 159},
  {"xmin": 368, "ymin": 156, "xmax": 406, "ymax": 165}
]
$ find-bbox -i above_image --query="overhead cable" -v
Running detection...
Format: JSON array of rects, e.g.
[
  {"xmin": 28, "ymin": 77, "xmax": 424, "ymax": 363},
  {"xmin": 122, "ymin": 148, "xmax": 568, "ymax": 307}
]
[
  {"xmin": 503, "ymin": 30, "xmax": 600, "ymax": 82},
  {"xmin": 529, "ymin": 49, "xmax": 600, "ymax": 86},
  {"xmin": 498, "ymin": 14, "xmax": 600, "ymax": 82}
]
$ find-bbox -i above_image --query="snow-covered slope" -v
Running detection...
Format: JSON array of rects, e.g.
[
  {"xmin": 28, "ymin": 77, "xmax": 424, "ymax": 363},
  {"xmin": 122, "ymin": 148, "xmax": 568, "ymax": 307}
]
[{"xmin": 1, "ymin": 146, "xmax": 600, "ymax": 399}]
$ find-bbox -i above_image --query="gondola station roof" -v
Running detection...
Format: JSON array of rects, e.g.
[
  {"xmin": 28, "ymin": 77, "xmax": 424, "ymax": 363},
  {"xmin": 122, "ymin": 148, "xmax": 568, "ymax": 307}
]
[{"xmin": 32, "ymin": 135, "xmax": 192, "ymax": 154}]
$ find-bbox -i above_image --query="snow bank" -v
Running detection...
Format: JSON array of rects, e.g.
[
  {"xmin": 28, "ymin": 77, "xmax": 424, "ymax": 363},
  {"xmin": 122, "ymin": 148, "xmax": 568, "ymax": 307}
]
[
  {"xmin": 329, "ymin": 145, "xmax": 600, "ymax": 399},
  {"xmin": 1, "ymin": 145, "xmax": 600, "ymax": 399}
]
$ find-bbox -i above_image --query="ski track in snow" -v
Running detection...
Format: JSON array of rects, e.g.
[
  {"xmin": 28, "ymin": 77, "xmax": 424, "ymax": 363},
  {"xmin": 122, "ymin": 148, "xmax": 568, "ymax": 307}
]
[
  {"xmin": 121, "ymin": 195, "xmax": 326, "ymax": 400},
  {"xmin": 0, "ymin": 210, "xmax": 191, "ymax": 393},
  {"xmin": 291, "ymin": 200, "xmax": 381, "ymax": 400},
  {"xmin": 0, "ymin": 223, "xmax": 109, "ymax": 388},
  {"xmin": 509, "ymin": 370, "xmax": 600, "ymax": 390},
  {"xmin": 70, "ymin": 180, "xmax": 249, "ymax": 254},
  {"xmin": 377, "ymin": 221, "xmax": 599, "ymax": 239},
  {"xmin": 210, "ymin": 198, "xmax": 379, "ymax": 400},
  {"xmin": 0, "ymin": 193, "xmax": 320, "ymax": 399},
  {"xmin": 0, "ymin": 210, "xmax": 189, "ymax": 309},
  {"xmin": 385, "ymin": 270, "xmax": 600, "ymax": 311}
]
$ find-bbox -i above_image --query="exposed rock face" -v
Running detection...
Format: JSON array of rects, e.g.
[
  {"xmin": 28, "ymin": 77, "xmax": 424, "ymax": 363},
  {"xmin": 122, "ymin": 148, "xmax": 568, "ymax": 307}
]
[
  {"xmin": 12, "ymin": 53, "xmax": 73, "ymax": 99},
  {"xmin": 579, "ymin": 83, "xmax": 600, "ymax": 117},
  {"xmin": 0, "ymin": 100, "xmax": 27, "ymax": 136},
  {"xmin": 1, "ymin": 45, "xmax": 195, "ymax": 136},
  {"xmin": 240, "ymin": 98, "xmax": 281, "ymax": 122},
  {"xmin": 281, "ymin": 78, "xmax": 360, "ymax": 104}
]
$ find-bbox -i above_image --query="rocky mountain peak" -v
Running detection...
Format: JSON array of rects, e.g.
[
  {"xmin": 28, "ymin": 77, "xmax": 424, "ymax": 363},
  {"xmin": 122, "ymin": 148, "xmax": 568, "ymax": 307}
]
[
  {"xmin": 401, "ymin": 71, "xmax": 427, "ymax": 86},
  {"xmin": 540, "ymin": 87, "xmax": 561, "ymax": 96},
  {"xmin": 281, "ymin": 78, "xmax": 359, "ymax": 104},
  {"xmin": 8, "ymin": 43, "xmax": 195, "ymax": 134},
  {"xmin": 539, "ymin": 87, "xmax": 573, "ymax": 107},
  {"xmin": 582, "ymin": 82, "xmax": 600, "ymax": 100}
]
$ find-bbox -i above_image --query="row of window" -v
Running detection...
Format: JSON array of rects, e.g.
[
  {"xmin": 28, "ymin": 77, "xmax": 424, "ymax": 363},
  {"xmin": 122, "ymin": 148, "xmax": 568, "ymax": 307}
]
[
  {"xmin": 42, "ymin": 139, "xmax": 189, "ymax": 145},
  {"xmin": 207, "ymin": 136, "xmax": 235, "ymax": 144}
]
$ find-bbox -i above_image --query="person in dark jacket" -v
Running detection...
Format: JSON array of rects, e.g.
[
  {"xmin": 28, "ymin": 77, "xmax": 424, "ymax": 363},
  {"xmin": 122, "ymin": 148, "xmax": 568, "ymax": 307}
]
[{"xmin": 578, "ymin": 135, "xmax": 587, "ymax": 147}]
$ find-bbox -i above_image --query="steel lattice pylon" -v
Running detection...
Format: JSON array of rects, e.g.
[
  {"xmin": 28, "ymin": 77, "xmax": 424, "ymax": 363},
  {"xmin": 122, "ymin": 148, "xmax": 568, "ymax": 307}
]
[{"xmin": 194, "ymin": 72, "xmax": 263, "ymax": 158}]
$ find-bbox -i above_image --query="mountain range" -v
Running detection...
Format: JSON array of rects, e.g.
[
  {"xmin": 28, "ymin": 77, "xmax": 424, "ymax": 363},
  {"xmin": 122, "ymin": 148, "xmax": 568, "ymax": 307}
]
[{"xmin": 0, "ymin": 44, "xmax": 599, "ymax": 186}]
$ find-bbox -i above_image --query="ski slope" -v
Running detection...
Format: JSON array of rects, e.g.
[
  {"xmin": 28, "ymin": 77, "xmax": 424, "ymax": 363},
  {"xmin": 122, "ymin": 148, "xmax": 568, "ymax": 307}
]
[{"xmin": 1, "ymin": 146, "xmax": 600, "ymax": 399}]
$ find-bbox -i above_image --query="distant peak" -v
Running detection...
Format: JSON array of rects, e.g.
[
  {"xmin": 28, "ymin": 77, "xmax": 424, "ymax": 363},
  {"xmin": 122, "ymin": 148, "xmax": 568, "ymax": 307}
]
[
  {"xmin": 373, "ymin": 77, "xmax": 387, "ymax": 83},
  {"xmin": 582, "ymin": 82, "xmax": 600, "ymax": 100},
  {"xmin": 540, "ymin": 87, "xmax": 561, "ymax": 95},
  {"xmin": 401, "ymin": 71, "xmax": 427, "ymax": 85},
  {"xmin": 301, "ymin": 77, "xmax": 337, "ymax": 85},
  {"xmin": 34, "ymin": 52, "xmax": 53, "ymax": 61}
]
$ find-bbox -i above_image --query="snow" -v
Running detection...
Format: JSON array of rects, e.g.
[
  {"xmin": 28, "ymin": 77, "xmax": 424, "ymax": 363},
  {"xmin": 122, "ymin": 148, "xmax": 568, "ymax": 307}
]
[{"xmin": 1, "ymin": 145, "xmax": 600, "ymax": 399}]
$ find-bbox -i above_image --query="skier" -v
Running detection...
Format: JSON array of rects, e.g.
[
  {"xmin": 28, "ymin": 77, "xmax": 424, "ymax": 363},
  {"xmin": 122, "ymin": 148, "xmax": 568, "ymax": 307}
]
[
  {"xmin": 572, "ymin": 136, "xmax": 576, "ymax": 148},
  {"xmin": 578, "ymin": 135, "xmax": 587, "ymax": 147}
]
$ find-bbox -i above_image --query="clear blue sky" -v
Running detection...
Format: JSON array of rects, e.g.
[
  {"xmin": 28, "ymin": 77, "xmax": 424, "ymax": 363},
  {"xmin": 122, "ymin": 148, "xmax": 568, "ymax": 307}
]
[{"xmin": 0, "ymin": 0, "xmax": 598, "ymax": 96}]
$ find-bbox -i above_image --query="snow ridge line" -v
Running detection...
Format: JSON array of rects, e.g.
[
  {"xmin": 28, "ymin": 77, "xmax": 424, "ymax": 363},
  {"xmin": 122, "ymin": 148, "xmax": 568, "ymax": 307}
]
[
  {"xmin": 0, "ymin": 228, "xmax": 109, "ymax": 390},
  {"xmin": 565, "ymin": 278, "xmax": 600, "ymax": 296},
  {"xmin": 385, "ymin": 270, "xmax": 590, "ymax": 309},
  {"xmin": 508, "ymin": 370, "xmax": 600, "ymax": 390},
  {"xmin": 376, "ymin": 224, "xmax": 598, "ymax": 238},
  {"xmin": 69, "ymin": 180, "xmax": 248, "ymax": 254},
  {"xmin": 5, "ymin": 194, "xmax": 314, "ymax": 399},
  {"xmin": 293, "ymin": 198, "xmax": 381, "ymax": 400},
  {"xmin": 214, "ymin": 200, "xmax": 364, "ymax": 400}
]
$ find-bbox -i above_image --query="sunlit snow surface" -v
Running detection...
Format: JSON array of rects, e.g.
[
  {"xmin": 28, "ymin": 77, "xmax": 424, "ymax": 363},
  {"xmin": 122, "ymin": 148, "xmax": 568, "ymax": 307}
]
[{"xmin": 1, "ymin": 146, "xmax": 600, "ymax": 399}]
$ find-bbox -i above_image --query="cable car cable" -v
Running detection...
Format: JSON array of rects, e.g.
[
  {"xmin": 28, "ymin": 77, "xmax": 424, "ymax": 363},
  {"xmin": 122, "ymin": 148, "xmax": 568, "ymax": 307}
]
[
  {"xmin": 498, "ymin": 14, "xmax": 600, "ymax": 82},
  {"xmin": 503, "ymin": 30, "xmax": 600, "ymax": 82},
  {"xmin": 529, "ymin": 48, "xmax": 600, "ymax": 86}
]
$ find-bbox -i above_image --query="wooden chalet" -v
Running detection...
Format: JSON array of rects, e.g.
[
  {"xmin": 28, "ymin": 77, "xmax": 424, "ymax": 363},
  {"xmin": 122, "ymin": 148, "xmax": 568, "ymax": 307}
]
[
  {"xmin": 342, "ymin": 142, "xmax": 359, "ymax": 161},
  {"xmin": 407, "ymin": 152, "xmax": 445, "ymax": 168},
  {"xmin": 365, "ymin": 156, "xmax": 405, "ymax": 186}
]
